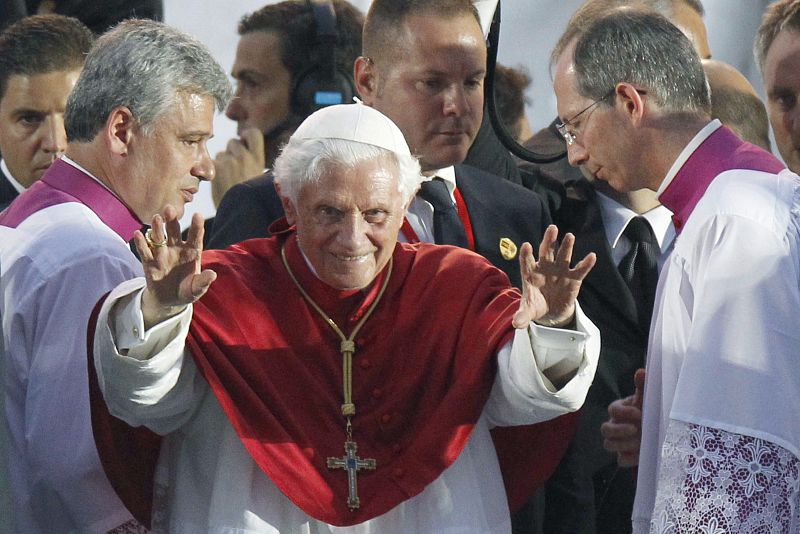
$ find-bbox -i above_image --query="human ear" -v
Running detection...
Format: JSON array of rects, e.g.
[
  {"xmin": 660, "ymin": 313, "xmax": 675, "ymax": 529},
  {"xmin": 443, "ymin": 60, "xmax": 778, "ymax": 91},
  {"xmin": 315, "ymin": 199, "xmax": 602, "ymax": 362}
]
[
  {"xmin": 354, "ymin": 56, "xmax": 379, "ymax": 104},
  {"xmin": 275, "ymin": 181, "xmax": 297, "ymax": 225},
  {"xmin": 104, "ymin": 106, "xmax": 136, "ymax": 157}
]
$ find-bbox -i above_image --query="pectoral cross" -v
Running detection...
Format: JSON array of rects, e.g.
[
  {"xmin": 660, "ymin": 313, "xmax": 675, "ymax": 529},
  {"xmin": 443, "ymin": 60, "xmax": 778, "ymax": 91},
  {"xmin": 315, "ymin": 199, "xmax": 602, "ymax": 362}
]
[{"xmin": 327, "ymin": 439, "xmax": 376, "ymax": 510}]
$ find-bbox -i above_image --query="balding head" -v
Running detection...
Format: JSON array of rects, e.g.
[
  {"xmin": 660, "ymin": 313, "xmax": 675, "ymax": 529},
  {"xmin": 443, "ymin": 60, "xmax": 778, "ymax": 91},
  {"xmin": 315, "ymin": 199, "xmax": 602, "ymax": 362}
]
[
  {"xmin": 702, "ymin": 59, "xmax": 771, "ymax": 151},
  {"xmin": 703, "ymin": 59, "xmax": 757, "ymax": 96},
  {"xmin": 551, "ymin": 0, "xmax": 709, "ymax": 70}
]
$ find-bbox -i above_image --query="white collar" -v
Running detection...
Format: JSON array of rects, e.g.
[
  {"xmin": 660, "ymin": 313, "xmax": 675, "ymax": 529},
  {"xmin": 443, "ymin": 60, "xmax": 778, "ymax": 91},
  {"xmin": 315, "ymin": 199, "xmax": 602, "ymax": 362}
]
[
  {"xmin": 595, "ymin": 191, "xmax": 675, "ymax": 254},
  {"xmin": 428, "ymin": 166, "xmax": 457, "ymax": 194},
  {"xmin": 1, "ymin": 159, "xmax": 26, "ymax": 194},
  {"xmin": 656, "ymin": 119, "xmax": 721, "ymax": 197},
  {"xmin": 61, "ymin": 155, "xmax": 120, "ymax": 198}
]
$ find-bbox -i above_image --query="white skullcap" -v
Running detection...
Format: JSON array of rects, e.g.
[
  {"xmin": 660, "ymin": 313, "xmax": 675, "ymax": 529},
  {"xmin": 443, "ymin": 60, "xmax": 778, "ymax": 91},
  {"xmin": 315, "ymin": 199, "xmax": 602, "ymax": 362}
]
[{"xmin": 290, "ymin": 102, "xmax": 411, "ymax": 156}]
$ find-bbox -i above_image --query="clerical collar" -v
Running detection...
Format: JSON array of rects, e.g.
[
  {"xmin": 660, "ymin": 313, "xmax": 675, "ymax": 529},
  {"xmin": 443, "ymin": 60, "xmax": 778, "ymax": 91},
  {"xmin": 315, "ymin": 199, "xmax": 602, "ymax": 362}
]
[
  {"xmin": 43, "ymin": 158, "xmax": 142, "ymax": 240},
  {"xmin": 656, "ymin": 120, "xmax": 721, "ymax": 197},
  {"xmin": 658, "ymin": 124, "xmax": 785, "ymax": 234},
  {"xmin": 61, "ymin": 156, "xmax": 118, "ymax": 196},
  {"xmin": 1, "ymin": 159, "xmax": 26, "ymax": 194}
]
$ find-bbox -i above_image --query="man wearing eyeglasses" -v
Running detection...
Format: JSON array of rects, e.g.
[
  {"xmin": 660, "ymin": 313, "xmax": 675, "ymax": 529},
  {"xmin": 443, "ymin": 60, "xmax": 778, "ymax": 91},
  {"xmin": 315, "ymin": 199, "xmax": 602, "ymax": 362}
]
[
  {"xmin": 527, "ymin": 2, "xmax": 683, "ymax": 533},
  {"xmin": 553, "ymin": 8, "xmax": 800, "ymax": 534}
]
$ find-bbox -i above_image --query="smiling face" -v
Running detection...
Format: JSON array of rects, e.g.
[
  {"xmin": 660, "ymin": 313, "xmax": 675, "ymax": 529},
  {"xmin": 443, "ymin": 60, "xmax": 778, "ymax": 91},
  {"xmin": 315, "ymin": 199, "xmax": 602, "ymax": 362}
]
[
  {"xmin": 0, "ymin": 68, "xmax": 80, "ymax": 187},
  {"xmin": 225, "ymin": 31, "xmax": 292, "ymax": 138},
  {"xmin": 359, "ymin": 14, "xmax": 486, "ymax": 172},
  {"xmin": 763, "ymin": 28, "xmax": 800, "ymax": 173},
  {"xmin": 120, "ymin": 92, "xmax": 216, "ymax": 221},
  {"xmin": 283, "ymin": 155, "xmax": 407, "ymax": 290}
]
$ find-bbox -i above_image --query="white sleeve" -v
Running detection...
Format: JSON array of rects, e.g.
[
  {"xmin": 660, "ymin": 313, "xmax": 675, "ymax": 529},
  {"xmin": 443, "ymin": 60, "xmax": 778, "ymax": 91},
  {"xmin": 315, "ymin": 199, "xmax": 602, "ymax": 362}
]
[
  {"xmin": 10, "ymin": 253, "xmax": 139, "ymax": 532},
  {"xmin": 485, "ymin": 301, "xmax": 600, "ymax": 427},
  {"xmin": 93, "ymin": 277, "xmax": 205, "ymax": 435},
  {"xmin": 648, "ymin": 420, "xmax": 800, "ymax": 533}
]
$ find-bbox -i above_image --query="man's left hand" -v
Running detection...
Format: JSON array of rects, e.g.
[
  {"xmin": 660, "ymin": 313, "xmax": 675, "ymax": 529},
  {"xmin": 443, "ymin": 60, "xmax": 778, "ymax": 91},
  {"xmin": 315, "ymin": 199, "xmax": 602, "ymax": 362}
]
[
  {"xmin": 512, "ymin": 225, "xmax": 596, "ymax": 329},
  {"xmin": 212, "ymin": 127, "xmax": 265, "ymax": 207}
]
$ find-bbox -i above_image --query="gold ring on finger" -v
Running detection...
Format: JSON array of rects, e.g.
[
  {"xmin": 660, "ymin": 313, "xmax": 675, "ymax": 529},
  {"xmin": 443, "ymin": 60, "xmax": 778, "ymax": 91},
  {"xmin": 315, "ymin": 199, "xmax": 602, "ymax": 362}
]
[{"xmin": 145, "ymin": 228, "xmax": 167, "ymax": 248}]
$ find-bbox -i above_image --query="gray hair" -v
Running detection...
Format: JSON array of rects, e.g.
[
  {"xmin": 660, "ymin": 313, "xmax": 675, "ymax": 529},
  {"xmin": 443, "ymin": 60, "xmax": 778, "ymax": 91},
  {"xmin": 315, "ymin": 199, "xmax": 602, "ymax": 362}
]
[
  {"xmin": 754, "ymin": 0, "xmax": 800, "ymax": 74},
  {"xmin": 273, "ymin": 138, "xmax": 424, "ymax": 206},
  {"xmin": 572, "ymin": 9, "xmax": 710, "ymax": 114},
  {"xmin": 65, "ymin": 19, "xmax": 231, "ymax": 142},
  {"xmin": 551, "ymin": 0, "xmax": 705, "ymax": 72}
]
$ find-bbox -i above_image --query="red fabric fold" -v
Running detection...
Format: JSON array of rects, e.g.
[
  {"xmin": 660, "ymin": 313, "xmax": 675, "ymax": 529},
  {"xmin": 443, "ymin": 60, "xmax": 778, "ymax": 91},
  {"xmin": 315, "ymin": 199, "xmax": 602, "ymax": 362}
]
[
  {"xmin": 87, "ymin": 296, "xmax": 161, "ymax": 529},
  {"xmin": 186, "ymin": 234, "xmax": 518, "ymax": 525},
  {"xmin": 88, "ymin": 230, "xmax": 581, "ymax": 526}
]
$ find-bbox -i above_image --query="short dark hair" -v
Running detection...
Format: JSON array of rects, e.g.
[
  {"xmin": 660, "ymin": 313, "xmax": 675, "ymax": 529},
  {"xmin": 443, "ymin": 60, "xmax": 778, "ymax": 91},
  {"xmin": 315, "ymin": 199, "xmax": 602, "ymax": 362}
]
[
  {"xmin": 0, "ymin": 14, "xmax": 93, "ymax": 100},
  {"xmin": 363, "ymin": 0, "xmax": 480, "ymax": 64},
  {"xmin": 755, "ymin": 0, "xmax": 800, "ymax": 73},
  {"xmin": 493, "ymin": 64, "xmax": 531, "ymax": 141},
  {"xmin": 571, "ymin": 9, "xmax": 710, "ymax": 114},
  {"xmin": 239, "ymin": 0, "xmax": 363, "ymax": 85}
]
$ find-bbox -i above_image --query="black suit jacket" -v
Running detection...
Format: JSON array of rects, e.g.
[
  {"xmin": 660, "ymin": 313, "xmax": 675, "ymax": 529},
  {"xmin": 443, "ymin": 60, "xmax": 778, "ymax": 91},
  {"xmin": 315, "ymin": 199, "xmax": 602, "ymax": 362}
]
[
  {"xmin": 521, "ymin": 119, "xmax": 583, "ymax": 186},
  {"xmin": 0, "ymin": 165, "xmax": 19, "ymax": 212},
  {"xmin": 541, "ymin": 179, "xmax": 645, "ymax": 534},
  {"xmin": 207, "ymin": 165, "xmax": 551, "ymax": 288}
]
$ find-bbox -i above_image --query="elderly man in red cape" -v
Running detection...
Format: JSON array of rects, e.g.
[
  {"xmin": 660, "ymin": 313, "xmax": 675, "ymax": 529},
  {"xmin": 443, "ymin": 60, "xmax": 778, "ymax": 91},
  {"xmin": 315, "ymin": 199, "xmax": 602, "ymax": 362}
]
[{"xmin": 89, "ymin": 103, "xmax": 600, "ymax": 533}]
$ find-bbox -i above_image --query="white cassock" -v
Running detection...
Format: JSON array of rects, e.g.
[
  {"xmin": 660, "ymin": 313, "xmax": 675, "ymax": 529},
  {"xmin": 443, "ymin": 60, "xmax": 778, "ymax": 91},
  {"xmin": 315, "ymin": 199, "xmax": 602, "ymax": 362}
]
[{"xmin": 633, "ymin": 121, "xmax": 800, "ymax": 533}]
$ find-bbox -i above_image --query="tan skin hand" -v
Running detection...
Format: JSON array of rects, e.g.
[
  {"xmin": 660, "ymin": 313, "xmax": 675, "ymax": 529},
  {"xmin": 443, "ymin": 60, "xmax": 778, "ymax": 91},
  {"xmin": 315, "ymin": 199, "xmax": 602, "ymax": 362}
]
[
  {"xmin": 134, "ymin": 205, "xmax": 216, "ymax": 329},
  {"xmin": 212, "ymin": 127, "xmax": 265, "ymax": 207},
  {"xmin": 512, "ymin": 225, "xmax": 597, "ymax": 329},
  {"xmin": 601, "ymin": 367, "xmax": 646, "ymax": 467}
]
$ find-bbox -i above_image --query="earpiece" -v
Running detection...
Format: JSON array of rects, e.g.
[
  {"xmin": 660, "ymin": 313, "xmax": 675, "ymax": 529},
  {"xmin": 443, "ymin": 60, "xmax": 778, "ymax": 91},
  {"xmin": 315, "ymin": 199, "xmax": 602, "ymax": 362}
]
[{"xmin": 291, "ymin": 0, "xmax": 356, "ymax": 117}]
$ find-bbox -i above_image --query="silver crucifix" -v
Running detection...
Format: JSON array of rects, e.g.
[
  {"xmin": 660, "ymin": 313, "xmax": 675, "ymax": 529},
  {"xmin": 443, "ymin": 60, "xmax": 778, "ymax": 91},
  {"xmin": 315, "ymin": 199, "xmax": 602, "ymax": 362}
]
[{"xmin": 327, "ymin": 439, "xmax": 376, "ymax": 510}]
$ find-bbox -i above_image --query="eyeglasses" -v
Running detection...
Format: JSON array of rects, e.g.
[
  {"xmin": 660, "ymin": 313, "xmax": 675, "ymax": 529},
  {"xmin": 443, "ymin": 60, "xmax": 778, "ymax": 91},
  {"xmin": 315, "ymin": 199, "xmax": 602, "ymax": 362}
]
[{"xmin": 556, "ymin": 91, "xmax": 614, "ymax": 146}]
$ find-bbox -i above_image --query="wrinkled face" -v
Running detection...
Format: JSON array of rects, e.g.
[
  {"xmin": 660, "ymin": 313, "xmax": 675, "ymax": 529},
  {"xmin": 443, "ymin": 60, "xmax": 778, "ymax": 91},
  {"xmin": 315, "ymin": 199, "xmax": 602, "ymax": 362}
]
[
  {"xmin": 763, "ymin": 28, "xmax": 800, "ymax": 173},
  {"xmin": 225, "ymin": 31, "xmax": 292, "ymax": 137},
  {"xmin": 553, "ymin": 50, "xmax": 642, "ymax": 193},
  {"xmin": 0, "ymin": 69, "xmax": 80, "ymax": 187},
  {"xmin": 284, "ymin": 156, "xmax": 406, "ymax": 290},
  {"xmin": 671, "ymin": 3, "xmax": 711, "ymax": 60},
  {"xmin": 122, "ymin": 92, "xmax": 216, "ymax": 221},
  {"xmin": 364, "ymin": 14, "xmax": 485, "ymax": 172}
]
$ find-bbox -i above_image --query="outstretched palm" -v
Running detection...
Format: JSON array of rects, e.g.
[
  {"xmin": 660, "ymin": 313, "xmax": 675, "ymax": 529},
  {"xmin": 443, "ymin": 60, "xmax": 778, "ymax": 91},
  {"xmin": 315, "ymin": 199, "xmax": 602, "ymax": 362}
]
[
  {"xmin": 133, "ymin": 205, "xmax": 216, "ymax": 328},
  {"xmin": 512, "ymin": 225, "xmax": 596, "ymax": 329}
]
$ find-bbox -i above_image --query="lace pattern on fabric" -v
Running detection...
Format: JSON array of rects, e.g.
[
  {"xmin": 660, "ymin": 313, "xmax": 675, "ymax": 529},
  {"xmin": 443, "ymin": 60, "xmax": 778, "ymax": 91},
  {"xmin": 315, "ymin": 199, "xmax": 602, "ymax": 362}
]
[{"xmin": 650, "ymin": 421, "xmax": 800, "ymax": 533}]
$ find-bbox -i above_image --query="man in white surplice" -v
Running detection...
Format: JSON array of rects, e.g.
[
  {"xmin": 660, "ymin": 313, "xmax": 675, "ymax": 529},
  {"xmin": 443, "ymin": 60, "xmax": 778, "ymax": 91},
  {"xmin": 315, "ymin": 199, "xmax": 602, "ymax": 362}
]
[{"xmin": 552, "ymin": 7, "xmax": 800, "ymax": 534}]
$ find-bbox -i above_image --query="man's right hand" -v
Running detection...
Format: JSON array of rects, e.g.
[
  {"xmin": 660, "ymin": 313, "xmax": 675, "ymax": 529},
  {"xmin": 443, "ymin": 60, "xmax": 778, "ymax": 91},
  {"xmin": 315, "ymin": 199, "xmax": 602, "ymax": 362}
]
[
  {"xmin": 133, "ymin": 205, "xmax": 217, "ymax": 329},
  {"xmin": 212, "ymin": 127, "xmax": 265, "ymax": 207},
  {"xmin": 601, "ymin": 367, "xmax": 645, "ymax": 467}
]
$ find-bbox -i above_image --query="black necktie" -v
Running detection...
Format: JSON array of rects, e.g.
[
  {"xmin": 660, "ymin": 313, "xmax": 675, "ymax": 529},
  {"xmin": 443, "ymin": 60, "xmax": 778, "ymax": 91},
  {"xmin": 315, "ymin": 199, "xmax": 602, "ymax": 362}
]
[
  {"xmin": 418, "ymin": 178, "xmax": 468, "ymax": 247},
  {"xmin": 618, "ymin": 216, "xmax": 659, "ymax": 334}
]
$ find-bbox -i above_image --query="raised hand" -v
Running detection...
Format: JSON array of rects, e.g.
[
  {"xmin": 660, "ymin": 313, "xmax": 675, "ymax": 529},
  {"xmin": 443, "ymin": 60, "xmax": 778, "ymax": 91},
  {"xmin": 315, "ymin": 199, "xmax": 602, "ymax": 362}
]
[
  {"xmin": 212, "ymin": 128, "xmax": 265, "ymax": 207},
  {"xmin": 601, "ymin": 368, "xmax": 646, "ymax": 467},
  {"xmin": 512, "ymin": 225, "xmax": 596, "ymax": 329},
  {"xmin": 133, "ymin": 205, "xmax": 217, "ymax": 329}
]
